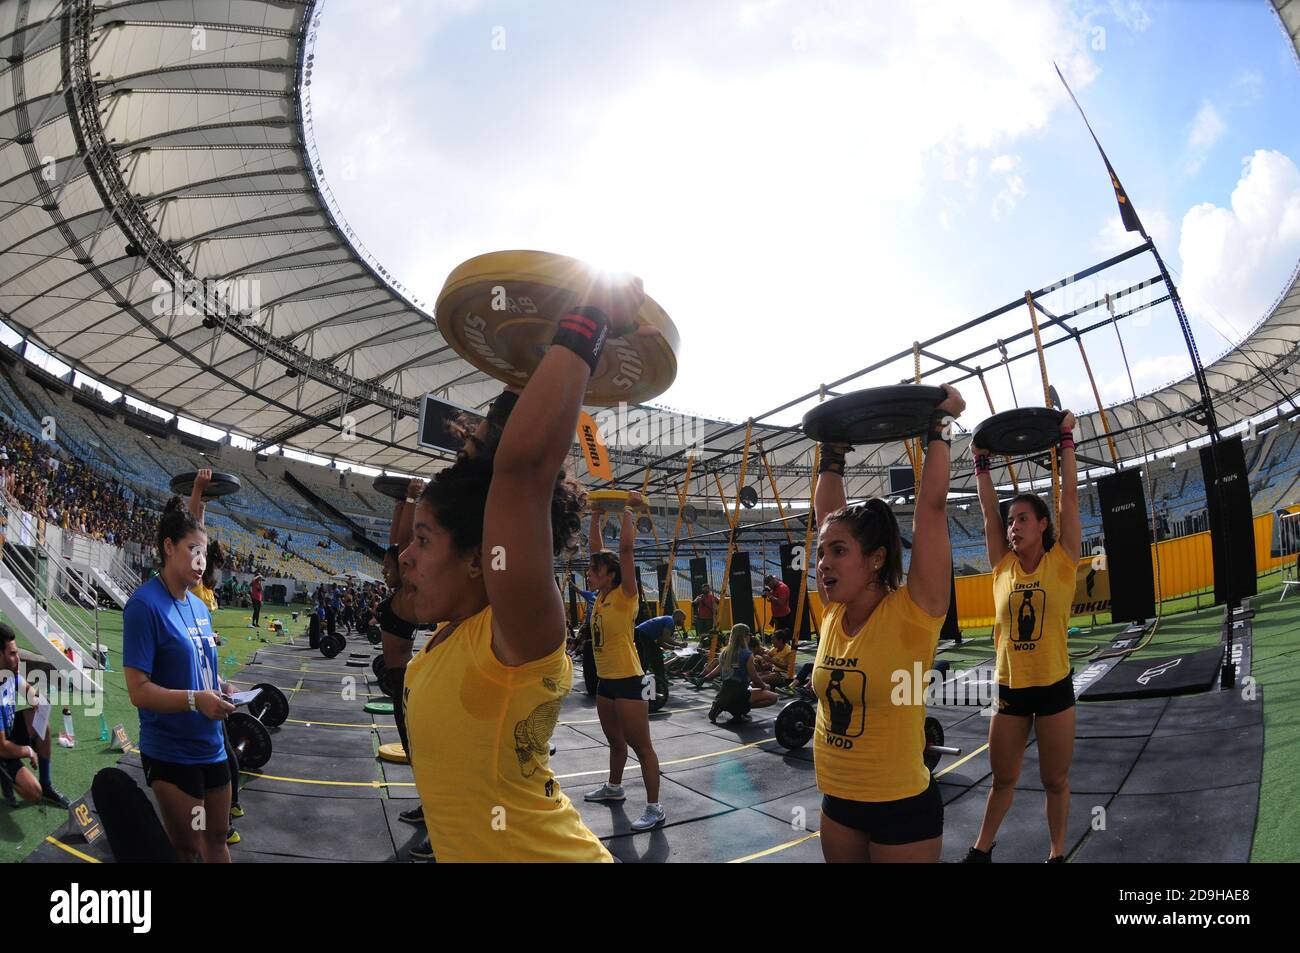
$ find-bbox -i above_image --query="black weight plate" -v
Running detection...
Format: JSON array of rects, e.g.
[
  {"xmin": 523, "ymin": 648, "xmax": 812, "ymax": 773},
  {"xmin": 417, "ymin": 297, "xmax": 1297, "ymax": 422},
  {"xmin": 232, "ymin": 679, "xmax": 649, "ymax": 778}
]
[
  {"xmin": 739, "ymin": 485, "xmax": 758, "ymax": 509},
  {"xmin": 372, "ymin": 656, "xmax": 386, "ymax": 680},
  {"xmin": 169, "ymin": 470, "xmax": 241, "ymax": 501},
  {"xmin": 924, "ymin": 716, "xmax": 944, "ymax": 773},
  {"xmin": 377, "ymin": 668, "xmax": 395, "ymax": 698},
  {"xmin": 636, "ymin": 515, "xmax": 653, "ymax": 534},
  {"xmin": 365, "ymin": 624, "xmax": 382, "ymax": 645},
  {"xmin": 802, "ymin": 385, "xmax": 947, "ymax": 445},
  {"xmin": 320, "ymin": 633, "xmax": 344, "ymax": 659},
  {"xmin": 228, "ymin": 711, "xmax": 272, "ymax": 771},
  {"xmin": 646, "ymin": 674, "xmax": 669, "ymax": 713},
  {"xmin": 248, "ymin": 683, "xmax": 289, "ymax": 728},
  {"xmin": 774, "ymin": 700, "xmax": 816, "ymax": 750},
  {"xmin": 971, "ymin": 407, "xmax": 1065, "ymax": 456},
  {"xmin": 373, "ymin": 475, "xmax": 408, "ymax": 500}
]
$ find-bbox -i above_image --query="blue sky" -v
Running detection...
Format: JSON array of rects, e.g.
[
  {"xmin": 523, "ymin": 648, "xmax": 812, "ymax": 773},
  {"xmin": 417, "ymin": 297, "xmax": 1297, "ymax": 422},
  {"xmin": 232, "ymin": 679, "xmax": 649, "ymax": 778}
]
[{"xmin": 310, "ymin": 0, "xmax": 1300, "ymax": 426}]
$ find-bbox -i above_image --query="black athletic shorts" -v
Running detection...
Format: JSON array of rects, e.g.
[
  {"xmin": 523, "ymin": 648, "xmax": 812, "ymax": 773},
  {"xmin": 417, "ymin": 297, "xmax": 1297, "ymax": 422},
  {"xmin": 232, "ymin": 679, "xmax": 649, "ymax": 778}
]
[
  {"xmin": 821, "ymin": 777, "xmax": 943, "ymax": 845},
  {"xmin": 696, "ymin": 617, "xmax": 715, "ymax": 635},
  {"xmin": 597, "ymin": 675, "xmax": 649, "ymax": 702},
  {"xmin": 996, "ymin": 674, "xmax": 1076, "ymax": 718},
  {"xmin": 0, "ymin": 711, "xmax": 32, "ymax": 782},
  {"xmin": 140, "ymin": 753, "xmax": 230, "ymax": 800},
  {"xmin": 714, "ymin": 679, "xmax": 752, "ymax": 715}
]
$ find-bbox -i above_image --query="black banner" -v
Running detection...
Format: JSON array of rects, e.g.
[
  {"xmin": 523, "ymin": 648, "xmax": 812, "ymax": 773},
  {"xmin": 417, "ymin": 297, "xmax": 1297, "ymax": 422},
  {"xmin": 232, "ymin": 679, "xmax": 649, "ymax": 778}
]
[
  {"xmin": 1200, "ymin": 436, "xmax": 1256, "ymax": 606},
  {"xmin": 728, "ymin": 551, "xmax": 755, "ymax": 630},
  {"xmin": 656, "ymin": 562, "xmax": 671, "ymax": 616},
  {"xmin": 778, "ymin": 542, "xmax": 814, "ymax": 637},
  {"xmin": 1097, "ymin": 468, "xmax": 1156, "ymax": 623}
]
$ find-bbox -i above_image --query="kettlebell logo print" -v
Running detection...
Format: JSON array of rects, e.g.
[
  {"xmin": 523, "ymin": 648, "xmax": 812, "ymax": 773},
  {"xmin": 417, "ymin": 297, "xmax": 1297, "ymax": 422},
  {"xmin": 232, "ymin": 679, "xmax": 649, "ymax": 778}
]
[
  {"xmin": 817, "ymin": 666, "xmax": 866, "ymax": 738},
  {"xmin": 1012, "ymin": 588, "xmax": 1045, "ymax": 643}
]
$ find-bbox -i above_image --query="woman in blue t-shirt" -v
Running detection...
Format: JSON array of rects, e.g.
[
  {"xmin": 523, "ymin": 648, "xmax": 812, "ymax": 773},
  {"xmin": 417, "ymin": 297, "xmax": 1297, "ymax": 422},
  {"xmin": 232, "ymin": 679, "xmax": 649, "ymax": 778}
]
[{"xmin": 123, "ymin": 496, "xmax": 236, "ymax": 862}]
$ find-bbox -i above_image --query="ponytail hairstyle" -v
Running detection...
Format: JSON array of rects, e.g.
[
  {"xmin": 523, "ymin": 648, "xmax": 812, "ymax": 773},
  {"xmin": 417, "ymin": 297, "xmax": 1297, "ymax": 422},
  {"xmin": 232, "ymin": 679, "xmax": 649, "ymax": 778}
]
[
  {"xmin": 822, "ymin": 497, "xmax": 904, "ymax": 590},
  {"xmin": 1008, "ymin": 493, "xmax": 1056, "ymax": 551},
  {"xmin": 719, "ymin": 623, "xmax": 752, "ymax": 674},
  {"xmin": 155, "ymin": 496, "xmax": 204, "ymax": 570}
]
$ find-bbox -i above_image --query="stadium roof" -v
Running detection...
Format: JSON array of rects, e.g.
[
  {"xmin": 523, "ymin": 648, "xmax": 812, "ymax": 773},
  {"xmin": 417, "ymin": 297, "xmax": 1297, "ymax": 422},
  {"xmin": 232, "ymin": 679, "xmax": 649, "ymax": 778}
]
[{"xmin": 0, "ymin": 0, "xmax": 1297, "ymax": 497}]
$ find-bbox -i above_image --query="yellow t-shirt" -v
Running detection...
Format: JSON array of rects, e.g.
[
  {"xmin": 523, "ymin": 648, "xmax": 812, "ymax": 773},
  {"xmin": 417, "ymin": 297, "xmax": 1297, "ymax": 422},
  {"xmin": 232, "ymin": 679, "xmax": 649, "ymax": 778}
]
[
  {"xmin": 189, "ymin": 582, "xmax": 218, "ymax": 613},
  {"xmin": 992, "ymin": 545, "xmax": 1074, "ymax": 689},
  {"xmin": 812, "ymin": 588, "xmax": 944, "ymax": 803},
  {"xmin": 769, "ymin": 644, "xmax": 794, "ymax": 672},
  {"xmin": 591, "ymin": 586, "xmax": 642, "ymax": 680},
  {"xmin": 403, "ymin": 605, "xmax": 611, "ymax": 863}
]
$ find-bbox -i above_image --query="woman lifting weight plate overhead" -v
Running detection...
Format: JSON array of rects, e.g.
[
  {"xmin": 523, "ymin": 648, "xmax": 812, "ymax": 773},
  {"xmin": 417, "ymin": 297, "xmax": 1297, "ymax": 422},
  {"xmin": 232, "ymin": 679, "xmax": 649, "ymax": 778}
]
[
  {"xmin": 397, "ymin": 279, "xmax": 659, "ymax": 862},
  {"xmin": 811, "ymin": 384, "xmax": 964, "ymax": 863},
  {"xmin": 963, "ymin": 411, "xmax": 1081, "ymax": 864},
  {"xmin": 581, "ymin": 490, "xmax": 666, "ymax": 832}
]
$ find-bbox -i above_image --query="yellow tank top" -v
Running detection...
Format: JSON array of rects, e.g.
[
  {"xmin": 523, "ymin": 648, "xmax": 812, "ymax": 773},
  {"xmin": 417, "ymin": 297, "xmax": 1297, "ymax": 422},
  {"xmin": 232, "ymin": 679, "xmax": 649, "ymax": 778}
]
[
  {"xmin": 992, "ymin": 545, "xmax": 1074, "ymax": 689},
  {"xmin": 812, "ymin": 588, "xmax": 944, "ymax": 802},
  {"xmin": 591, "ymin": 586, "xmax": 642, "ymax": 679},
  {"xmin": 403, "ymin": 605, "xmax": 612, "ymax": 863}
]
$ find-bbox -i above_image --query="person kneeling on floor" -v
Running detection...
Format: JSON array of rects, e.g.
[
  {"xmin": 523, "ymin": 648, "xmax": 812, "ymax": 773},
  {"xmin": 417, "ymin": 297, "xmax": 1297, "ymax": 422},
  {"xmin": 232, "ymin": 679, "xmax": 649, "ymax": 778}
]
[
  {"xmin": 707, "ymin": 624, "xmax": 777, "ymax": 724},
  {"xmin": 0, "ymin": 625, "xmax": 70, "ymax": 809}
]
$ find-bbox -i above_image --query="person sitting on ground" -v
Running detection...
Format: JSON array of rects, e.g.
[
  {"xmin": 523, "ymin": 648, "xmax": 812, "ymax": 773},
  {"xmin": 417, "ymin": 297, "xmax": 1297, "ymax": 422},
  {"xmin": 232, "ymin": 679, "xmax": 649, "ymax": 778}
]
[
  {"xmin": 0, "ymin": 625, "xmax": 71, "ymax": 809},
  {"xmin": 707, "ymin": 623, "xmax": 778, "ymax": 723},
  {"xmin": 761, "ymin": 631, "xmax": 796, "ymax": 688}
]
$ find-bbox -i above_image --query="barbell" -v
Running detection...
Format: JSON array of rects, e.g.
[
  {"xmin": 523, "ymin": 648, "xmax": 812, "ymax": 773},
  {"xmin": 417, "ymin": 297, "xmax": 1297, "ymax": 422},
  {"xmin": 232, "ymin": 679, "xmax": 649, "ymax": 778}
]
[{"xmin": 225, "ymin": 683, "xmax": 289, "ymax": 771}]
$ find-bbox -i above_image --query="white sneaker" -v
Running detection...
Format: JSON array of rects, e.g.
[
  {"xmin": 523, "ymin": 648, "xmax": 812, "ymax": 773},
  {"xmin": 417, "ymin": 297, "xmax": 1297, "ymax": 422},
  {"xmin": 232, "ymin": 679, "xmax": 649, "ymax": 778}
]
[
  {"xmin": 631, "ymin": 804, "xmax": 667, "ymax": 831},
  {"xmin": 583, "ymin": 783, "xmax": 626, "ymax": 803}
]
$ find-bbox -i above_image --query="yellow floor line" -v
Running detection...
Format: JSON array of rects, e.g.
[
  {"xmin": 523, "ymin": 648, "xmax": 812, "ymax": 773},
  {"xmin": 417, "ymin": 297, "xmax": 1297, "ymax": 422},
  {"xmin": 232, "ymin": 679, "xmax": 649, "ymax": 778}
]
[
  {"xmin": 234, "ymin": 661, "xmax": 373, "ymax": 676},
  {"xmin": 284, "ymin": 717, "xmax": 397, "ymax": 730},
  {"xmin": 729, "ymin": 830, "xmax": 820, "ymax": 863},
  {"xmin": 240, "ymin": 770, "xmax": 414, "ymax": 789},
  {"xmin": 935, "ymin": 741, "xmax": 989, "ymax": 778},
  {"xmin": 559, "ymin": 703, "xmax": 713, "ymax": 725},
  {"xmin": 554, "ymin": 739, "xmax": 771, "ymax": 780},
  {"xmin": 229, "ymin": 678, "xmax": 385, "ymax": 699},
  {"xmin": 45, "ymin": 836, "xmax": 102, "ymax": 863}
]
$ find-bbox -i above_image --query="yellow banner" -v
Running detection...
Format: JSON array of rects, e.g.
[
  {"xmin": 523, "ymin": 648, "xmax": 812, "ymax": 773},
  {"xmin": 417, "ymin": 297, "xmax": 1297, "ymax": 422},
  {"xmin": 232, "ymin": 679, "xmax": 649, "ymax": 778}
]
[
  {"xmin": 577, "ymin": 412, "xmax": 612, "ymax": 481},
  {"xmin": 1072, "ymin": 560, "xmax": 1110, "ymax": 616}
]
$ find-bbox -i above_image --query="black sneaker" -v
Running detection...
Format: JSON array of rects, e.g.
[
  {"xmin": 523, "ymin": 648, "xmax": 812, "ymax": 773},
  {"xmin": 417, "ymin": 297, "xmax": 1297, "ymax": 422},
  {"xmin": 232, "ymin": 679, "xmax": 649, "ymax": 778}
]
[
  {"xmin": 399, "ymin": 805, "xmax": 424, "ymax": 825},
  {"xmin": 409, "ymin": 838, "xmax": 434, "ymax": 861},
  {"xmin": 1, "ymin": 781, "xmax": 17, "ymax": 808},
  {"xmin": 1045, "ymin": 855, "xmax": 1066, "ymax": 863},
  {"xmin": 41, "ymin": 786, "xmax": 71, "ymax": 809},
  {"xmin": 961, "ymin": 845, "xmax": 994, "ymax": 863}
]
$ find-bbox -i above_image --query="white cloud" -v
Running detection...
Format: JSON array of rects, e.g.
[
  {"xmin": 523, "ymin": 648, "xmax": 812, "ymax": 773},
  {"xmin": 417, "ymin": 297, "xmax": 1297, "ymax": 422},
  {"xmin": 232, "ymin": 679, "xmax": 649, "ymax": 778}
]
[
  {"xmin": 1184, "ymin": 101, "xmax": 1225, "ymax": 176},
  {"xmin": 1233, "ymin": 70, "xmax": 1264, "ymax": 102},
  {"xmin": 1096, "ymin": 207, "xmax": 1172, "ymax": 254},
  {"xmin": 1187, "ymin": 102, "xmax": 1225, "ymax": 152},
  {"xmin": 1178, "ymin": 149, "xmax": 1300, "ymax": 339},
  {"xmin": 989, "ymin": 154, "xmax": 1026, "ymax": 219},
  {"xmin": 1109, "ymin": 1, "xmax": 1151, "ymax": 33}
]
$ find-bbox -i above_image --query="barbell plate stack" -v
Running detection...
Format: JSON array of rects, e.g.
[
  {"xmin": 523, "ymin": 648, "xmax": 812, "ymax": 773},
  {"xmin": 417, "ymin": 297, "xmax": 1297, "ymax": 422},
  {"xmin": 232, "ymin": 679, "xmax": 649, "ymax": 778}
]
[{"xmin": 435, "ymin": 250, "xmax": 680, "ymax": 406}]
